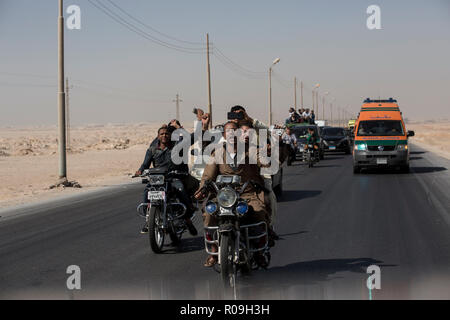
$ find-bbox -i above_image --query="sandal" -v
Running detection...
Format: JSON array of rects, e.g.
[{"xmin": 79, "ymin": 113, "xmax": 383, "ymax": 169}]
[{"xmin": 204, "ymin": 255, "xmax": 217, "ymax": 267}]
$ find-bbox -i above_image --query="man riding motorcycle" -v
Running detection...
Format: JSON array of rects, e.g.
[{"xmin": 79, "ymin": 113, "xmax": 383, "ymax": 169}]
[
  {"xmin": 227, "ymin": 106, "xmax": 288, "ymax": 234},
  {"xmin": 305, "ymin": 127, "xmax": 319, "ymax": 160},
  {"xmin": 135, "ymin": 115, "xmax": 210, "ymax": 235},
  {"xmin": 194, "ymin": 121, "xmax": 272, "ymax": 267}
]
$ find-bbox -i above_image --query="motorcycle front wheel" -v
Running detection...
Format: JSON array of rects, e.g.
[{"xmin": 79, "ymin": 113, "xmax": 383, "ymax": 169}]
[
  {"xmin": 307, "ymin": 153, "xmax": 313, "ymax": 168},
  {"xmin": 219, "ymin": 233, "xmax": 236, "ymax": 288},
  {"xmin": 149, "ymin": 206, "xmax": 165, "ymax": 253}
]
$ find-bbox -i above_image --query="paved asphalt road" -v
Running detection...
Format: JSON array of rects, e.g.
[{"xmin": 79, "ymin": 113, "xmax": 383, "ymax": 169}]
[{"xmin": 1, "ymin": 144, "xmax": 449, "ymax": 299}]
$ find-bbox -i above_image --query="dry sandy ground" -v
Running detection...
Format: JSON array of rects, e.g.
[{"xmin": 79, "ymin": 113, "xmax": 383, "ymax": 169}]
[
  {"xmin": 0, "ymin": 123, "xmax": 161, "ymax": 209},
  {"xmin": 407, "ymin": 121, "xmax": 450, "ymax": 160},
  {"xmin": 0, "ymin": 121, "xmax": 449, "ymax": 209}
]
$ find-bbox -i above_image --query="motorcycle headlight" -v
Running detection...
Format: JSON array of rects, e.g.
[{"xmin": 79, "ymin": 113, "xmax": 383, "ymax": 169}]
[
  {"xmin": 191, "ymin": 168, "xmax": 204, "ymax": 180},
  {"xmin": 217, "ymin": 187, "xmax": 238, "ymax": 208},
  {"xmin": 354, "ymin": 143, "xmax": 367, "ymax": 151},
  {"xmin": 205, "ymin": 201, "xmax": 217, "ymax": 214},
  {"xmin": 397, "ymin": 144, "xmax": 408, "ymax": 151},
  {"xmin": 149, "ymin": 175, "xmax": 164, "ymax": 185},
  {"xmin": 236, "ymin": 201, "xmax": 248, "ymax": 215}
]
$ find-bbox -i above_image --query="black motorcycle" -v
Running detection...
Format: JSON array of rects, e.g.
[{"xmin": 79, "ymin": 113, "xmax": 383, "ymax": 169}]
[
  {"xmin": 134, "ymin": 168, "xmax": 196, "ymax": 253},
  {"xmin": 201, "ymin": 175, "xmax": 270, "ymax": 288},
  {"xmin": 302, "ymin": 144, "xmax": 319, "ymax": 168}
]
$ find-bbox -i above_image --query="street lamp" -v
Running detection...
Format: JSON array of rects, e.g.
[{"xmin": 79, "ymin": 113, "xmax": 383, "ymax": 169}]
[{"xmin": 269, "ymin": 58, "xmax": 281, "ymax": 125}]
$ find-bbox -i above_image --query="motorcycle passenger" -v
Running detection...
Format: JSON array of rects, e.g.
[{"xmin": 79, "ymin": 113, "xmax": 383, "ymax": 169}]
[{"xmin": 194, "ymin": 121, "xmax": 271, "ymax": 267}]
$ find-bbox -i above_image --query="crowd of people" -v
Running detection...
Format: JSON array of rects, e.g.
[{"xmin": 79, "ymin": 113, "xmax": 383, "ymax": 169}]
[
  {"xmin": 285, "ymin": 107, "xmax": 316, "ymax": 125},
  {"xmin": 135, "ymin": 106, "xmax": 289, "ymax": 267}
]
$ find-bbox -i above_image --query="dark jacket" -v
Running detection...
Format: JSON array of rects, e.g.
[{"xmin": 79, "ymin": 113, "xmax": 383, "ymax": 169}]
[{"xmin": 139, "ymin": 130, "xmax": 201, "ymax": 173}]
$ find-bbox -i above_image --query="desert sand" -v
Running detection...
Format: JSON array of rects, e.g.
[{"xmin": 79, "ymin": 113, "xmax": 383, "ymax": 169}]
[
  {"xmin": 0, "ymin": 121, "xmax": 449, "ymax": 209},
  {"xmin": 407, "ymin": 120, "xmax": 450, "ymax": 160},
  {"xmin": 0, "ymin": 123, "xmax": 161, "ymax": 209}
]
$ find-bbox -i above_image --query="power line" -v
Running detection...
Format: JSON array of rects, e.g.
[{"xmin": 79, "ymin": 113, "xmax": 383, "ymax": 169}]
[
  {"xmin": 0, "ymin": 81, "xmax": 55, "ymax": 87},
  {"xmin": 87, "ymin": 0, "xmax": 206, "ymax": 54},
  {"xmin": 105, "ymin": 0, "xmax": 206, "ymax": 47},
  {"xmin": 213, "ymin": 46, "xmax": 265, "ymax": 76},
  {"xmin": 0, "ymin": 72, "xmax": 54, "ymax": 79},
  {"xmin": 272, "ymin": 71, "xmax": 292, "ymax": 89}
]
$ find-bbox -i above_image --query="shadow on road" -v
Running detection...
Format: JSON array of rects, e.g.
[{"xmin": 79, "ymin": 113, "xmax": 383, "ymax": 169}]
[
  {"xmin": 279, "ymin": 190, "xmax": 321, "ymax": 202},
  {"xmin": 409, "ymin": 157, "xmax": 423, "ymax": 161},
  {"xmin": 314, "ymin": 165, "xmax": 341, "ymax": 168},
  {"xmin": 240, "ymin": 257, "xmax": 397, "ymax": 290},
  {"xmin": 361, "ymin": 166, "xmax": 447, "ymax": 175},
  {"xmin": 162, "ymin": 236, "xmax": 204, "ymax": 254},
  {"xmin": 278, "ymin": 230, "xmax": 308, "ymax": 241},
  {"xmin": 410, "ymin": 151, "xmax": 427, "ymax": 155},
  {"xmin": 323, "ymin": 156, "xmax": 345, "ymax": 160},
  {"xmin": 410, "ymin": 166, "xmax": 447, "ymax": 174}
]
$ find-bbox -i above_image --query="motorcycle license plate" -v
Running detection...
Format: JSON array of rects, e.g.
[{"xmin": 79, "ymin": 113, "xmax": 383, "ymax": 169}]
[
  {"xmin": 377, "ymin": 158, "xmax": 388, "ymax": 165},
  {"xmin": 329, "ymin": 146, "xmax": 336, "ymax": 150},
  {"xmin": 148, "ymin": 191, "xmax": 165, "ymax": 201}
]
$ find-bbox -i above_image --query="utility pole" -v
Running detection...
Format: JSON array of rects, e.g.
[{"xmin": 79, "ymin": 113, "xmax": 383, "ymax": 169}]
[
  {"xmin": 65, "ymin": 77, "xmax": 71, "ymax": 150},
  {"xmin": 206, "ymin": 33, "xmax": 212, "ymax": 129},
  {"xmin": 330, "ymin": 103, "xmax": 333, "ymax": 126},
  {"xmin": 338, "ymin": 106, "xmax": 341, "ymax": 127},
  {"xmin": 312, "ymin": 90, "xmax": 315, "ymax": 113},
  {"xmin": 322, "ymin": 95, "xmax": 326, "ymax": 121},
  {"xmin": 300, "ymin": 81, "xmax": 303, "ymax": 110},
  {"xmin": 173, "ymin": 93, "xmax": 182, "ymax": 120},
  {"xmin": 58, "ymin": 0, "xmax": 67, "ymax": 181},
  {"xmin": 294, "ymin": 77, "xmax": 297, "ymax": 109}
]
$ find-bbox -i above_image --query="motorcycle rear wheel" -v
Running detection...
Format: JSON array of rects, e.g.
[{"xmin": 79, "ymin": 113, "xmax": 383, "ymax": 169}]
[{"xmin": 169, "ymin": 224, "xmax": 182, "ymax": 245}]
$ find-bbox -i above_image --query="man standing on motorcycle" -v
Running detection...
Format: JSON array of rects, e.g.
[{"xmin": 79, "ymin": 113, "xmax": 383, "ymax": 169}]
[
  {"xmin": 135, "ymin": 115, "xmax": 210, "ymax": 235},
  {"xmin": 194, "ymin": 121, "xmax": 272, "ymax": 267}
]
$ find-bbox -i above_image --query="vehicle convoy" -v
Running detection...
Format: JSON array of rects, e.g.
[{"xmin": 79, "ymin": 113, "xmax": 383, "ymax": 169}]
[
  {"xmin": 134, "ymin": 168, "xmax": 197, "ymax": 253},
  {"xmin": 201, "ymin": 175, "xmax": 270, "ymax": 288},
  {"xmin": 321, "ymin": 127, "xmax": 352, "ymax": 154},
  {"xmin": 353, "ymin": 98, "xmax": 415, "ymax": 173},
  {"xmin": 287, "ymin": 123, "xmax": 325, "ymax": 161}
]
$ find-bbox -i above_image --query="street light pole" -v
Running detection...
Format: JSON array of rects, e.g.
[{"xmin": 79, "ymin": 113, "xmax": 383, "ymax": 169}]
[
  {"xmin": 58, "ymin": 0, "xmax": 67, "ymax": 181},
  {"xmin": 206, "ymin": 33, "xmax": 212, "ymax": 129},
  {"xmin": 268, "ymin": 58, "xmax": 280, "ymax": 125}
]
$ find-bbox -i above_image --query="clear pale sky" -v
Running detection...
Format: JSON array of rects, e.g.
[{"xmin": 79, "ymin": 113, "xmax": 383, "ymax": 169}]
[{"xmin": 0, "ymin": 0, "xmax": 449, "ymax": 126}]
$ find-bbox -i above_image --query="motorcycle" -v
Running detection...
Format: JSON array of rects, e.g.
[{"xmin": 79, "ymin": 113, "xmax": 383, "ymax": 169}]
[
  {"xmin": 134, "ymin": 168, "xmax": 196, "ymax": 253},
  {"xmin": 200, "ymin": 175, "xmax": 270, "ymax": 288},
  {"xmin": 302, "ymin": 144, "xmax": 319, "ymax": 168}
]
